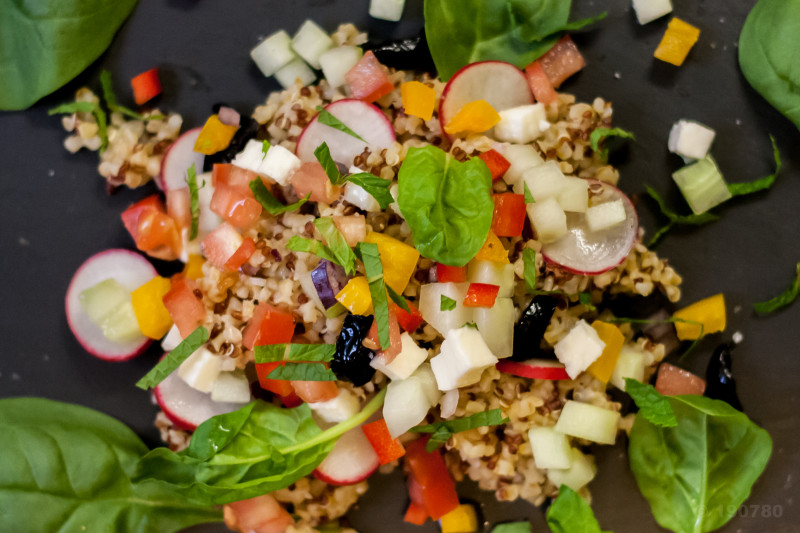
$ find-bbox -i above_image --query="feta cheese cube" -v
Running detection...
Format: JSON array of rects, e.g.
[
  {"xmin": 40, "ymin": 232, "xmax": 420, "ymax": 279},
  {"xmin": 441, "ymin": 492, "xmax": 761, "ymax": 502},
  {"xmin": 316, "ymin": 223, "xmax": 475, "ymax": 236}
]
[
  {"xmin": 668, "ymin": 119, "xmax": 716, "ymax": 160},
  {"xmin": 519, "ymin": 161, "xmax": 567, "ymax": 200},
  {"xmin": 250, "ymin": 30, "xmax": 296, "ymax": 77},
  {"xmin": 232, "ymin": 139, "xmax": 265, "ymax": 174},
  {"xmin": 259, "ymin": 144, "xmax": 302, "ymax": 186},
  {"xmin": 161, "ymin": 324, "xmax": 183, "ymax": 352},
  {"xmin": 527, "ymin": 198, "xmax": 568, "ymax": 243},
  {"xmin": 557, "ymin": 176, "xmax": 589, "ymax": 213},
  {"xmin": 632, "ymin": 0, "xmax": 673, "ymax": 25},
  {"xmin": 369, "ymin": 0, "xmax": 406, "ymax": 21},
  {"xmin": 370, "ymin": 332, "xmax": 430, "ymax": 380},
  {"xmin": 430, "ymin": 326, "xmax": 498, "ymax": 391},
  {"xmin": 320, "ymin": 46, "xmax": 363, "ymax": 89},
  {"xmin": 291, "ymin": 20, "xmax": 333, "ymax": 70},
  {"xmin": 501, "ymin": 144, "xmax": 544, "ymax": 191},
  {"xmin": 309, "ymin": 388, "xmax": 361, "ymax": 424},
  {"xmin": 554, "ymin": 320, "xmax": 606, "ymax": 379},
  {"xmin": 586, "ymin": 199, "xmax": 627, "ymax": 232},
  {"xmin": 178, "ymin": 346, "xmax": 222, "ymax": 393},
  {"xmin": 274, "ymin": 57, "xmax": 317, "ymax": 89},
  {"xmin": 494, "ymin": 104, "xmax": 548, "ymax": 144}
]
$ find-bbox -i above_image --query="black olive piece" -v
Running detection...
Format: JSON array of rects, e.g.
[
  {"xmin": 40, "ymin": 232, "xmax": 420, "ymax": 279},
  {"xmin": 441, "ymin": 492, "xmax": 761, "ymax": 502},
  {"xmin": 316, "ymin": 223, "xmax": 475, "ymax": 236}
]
[
  {"xmin": 202, "ymin": 116, "xmax": 261, "ymax": 172},
  {"xmin": 511, "ymin": 295, "xmax": 559, "ymax": 361},
  {"xmin": 705, "ymin": 342, "xmax": 743, "ymax": 411},
  {"xmin": 363, "ymin": 31, "xmax": 436, "ymax": 74},
  {"xmin": 331, "ymin": 314, "xmax": 376, "ymax": 386}
]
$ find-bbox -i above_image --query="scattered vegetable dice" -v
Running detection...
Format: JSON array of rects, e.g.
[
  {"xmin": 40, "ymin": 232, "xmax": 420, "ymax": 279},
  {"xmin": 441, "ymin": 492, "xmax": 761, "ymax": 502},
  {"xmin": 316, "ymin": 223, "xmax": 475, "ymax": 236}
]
[
  {"xmin": 345, "ymin": 51, "xmax": 395, "ymax": 103},
  {"xmin": 463, "ymin": 283, "xmax": 500, "ymax": 308},
  {"xmin": 369, "ymin": 0, "xmax": 406, "ymax": 21},
  {"xmin": 668, "ymin": 119, "xmax": 716, "ymax": 160},
  {"xmin": 162, "ymin": 278, "xmax": 206, "ymax": 337},
  {"xmin": 529, "ymin": 426, "xmax": 572, "ymax": 469},
  {"xmin": 275, "ymin": 57, "xmax": 317, "ymax": 89},
  {"xmin": 586, "ymin": 199, "xmax": 627, "ymax": 232},
  {"xmin": 673, "ymin": 292, "xmax": 726, "ymax": 340},
  {"xmin": 444, "ymin": 100, "xmax": 501, "ymax": 135},
  {"xmin": 405, "ymin": 438, "xmax": 460, "ymax": 519},
  {"xmin": 336, "ymin": 276, "xmax": 374, "ymax": 315},
  {"xmin": 79, "ymin": 278, "xmax": 141, "ymax": 343},
  {"xmin": 194, "ymin": 114, "xmax": 238, "ymax": 155},
  {"xmin": 320, "ymin": 46, "xmax": 364, "ymax": 89},
  {"xmin": 672, "ymin": 156, "xmax": 731, "ymax": 214},
  {"xmin": 525, "ymin": 60, "xmax": 558, "ymax": 105},
  {"xmin": 493, "ymin": 104, "xmax": 548, "ymax": 144},
  {"xmin": 363, "ymin": 231, "xmax": 420, "ymax": 293},
  {"xmin": 527, "ymin": 198, "xmax": 567, "ymax": 244},
  {"xmin": 538, "ymin": 35, "xmax": 586, "ymax": 88},
  {"xmin": 371, "ymin": 332, "xmax": 429, "ymax": 380},
  {"xmin": 361, "ymin": 418, "xmax": 406, "ymax": 465},
  {"xmin": 130, "ymin": 68, "xmax": 161, "ymax": 105},
  {"xmin": 654, "ymin": 17, "xmax": 701, "ymax": 66},
  {"xmin": 401, "ymin": 81, "xmax": 436, "ymax": 121},
  {"xmin": 291, "ymin": 20, "xmax": 333, "ymax": 70},
  {"xmin": 440, "ymin": 504, "xmax": 478, "ymax": 533},
  {"xmin": 655, "ymin": 362, "xmax": 707, "ymax": 395},
  {"xmin": 477, "ymin": 149, "xmax": 512, "ymax": 180},
  {"xmin": 130, "ymin": 276, "xmax": 173, "ymax": 339},
  {"xmin": 547, "ymin": 447, "xmax": 597, "ymax": 491},
  {"xmin": 554, "ymin": 400, "xmax": 620, "ymax": 445},
  {"xmin": 554, "ymin": 319, "xmax": 606, "ymax": 378},
  {"xmin": 586, "ymin": 321, "xmax": 625, "ymax": 383},
  {"xmin": 250, "ymin": 30, "xmax": 296, "ymax": 77},
  {"xmin": 473, "ymin": 230, "xmax": 509, "ymax": 263},
  {"xmin": 632, "ymin": 0, "xmax": 673, "ymax": 25},
  {"xmin": 430, "ymin": 325, "xmax": 499, "ymax": 391}
]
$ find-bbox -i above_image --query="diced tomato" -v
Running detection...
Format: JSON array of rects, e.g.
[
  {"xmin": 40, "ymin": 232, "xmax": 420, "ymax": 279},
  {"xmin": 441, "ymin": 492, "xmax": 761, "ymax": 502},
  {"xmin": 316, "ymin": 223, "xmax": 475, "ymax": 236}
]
[
  {"xmin": 166, "ymin": 187, "xmax": 192, "ymax": 230},
  {"xmin": 391, "ymin": 300, "xmax": 423, "ymax": 333},
  {"xmin": 211, "ymin": 184, "xmax": 262, "ymax": 229},
  {"xmin": 345, "ymin": 51, "xmax": 395, "ymax": 103},
  {"xmin": 242, "ymin": 303, "xmax": 296, "ymax": 350},
  {"xmin": 224, "ymin": 237, "xmax": 256, "ymax": 271},
  {"xmin": 492, "ymin": 193, "xmax": 526, "ymax": 237},
  {"xmin": 121, "ymin": 194, "xmax": 182, "ymax": 261},
  {"xmin": 436, "ymin": 263, "xmax": 467, "ymax": 283},
  {"xmin": 223, "ymin": 494, "xmax": 294, "ymax": 533},
  {"xmin": 201, "ymin": 222, "xmax": 244, "ymax": 270},
  {"xmin": 463, "ymin": 283, "xmax": 500, "ymax": 308},
  {"xmin": 220, "ymin": 165, "xmax": 258, "ymax": 190},
  {"xmin": 366, "ymin": 305, "xmax": 402, "ymax": 363},
  {"xmin": 655, "ymin": 363, "xmax": 707, "ymax": 396},
  {"xmin": 291, "ymin": 380, "xmax": 339, "ymax": 403},
  {"xmin": 290, "ymin": 162, "xmax": 342, "ymax": 205},
  {"xmin": 131, "ymin": 68, "xmax": 162, "ymax": 106},
  {"xmin": 405, "ymin": 438, "xmax": 460, "ymax": 520},
  {"xmin": 362, "ymin": 419, "xmax": 406, "ymax": 465},
  {"xmin": 539, "ymin": 35, "xmax": 586, "ymax": 88},
  {"xmin": 403, "ymin": 502, "xmax": 429, "ymax": 526},
  {"xmin": 162, "ymin": 278, "xmax": 206, "ymax": 337},
  {"xmin": 477, "ymin": 149, "xmax": 512, "ymax": 180},
  {"xmin": 212, "ymin": 163, "xmax": 232, "ymax": 187},
  {"xmin": 524, "ymin": 60, "xmax": 559, "ymax": 105},
  {"xmin": 332, "ymin": 215, "xmax": 367, "ymax": 248},
  {"xmin": 255, "ymin": 361, "xmax": 295, "ymax": 397}
]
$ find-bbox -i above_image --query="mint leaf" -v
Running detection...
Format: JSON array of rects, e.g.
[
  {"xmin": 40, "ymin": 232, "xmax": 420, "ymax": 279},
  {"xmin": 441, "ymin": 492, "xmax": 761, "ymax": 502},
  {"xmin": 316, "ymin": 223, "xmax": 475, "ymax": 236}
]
[
  {"xmin": 314, "ymin": 142, "xmax": 348, "ymax": 186},
  {"xmin": 387, "ymin": 285, "xmax": 411, "ymax": 313},
  {"xmin": 524, "ymin": 182, "xmax": 536, "ymax": 203},
  {"xmin": 578, "ymin": 292, "xmax": 596, "ymax": 312},
  {"xmin": 590, "ymin": 127, "xmax": 635, "ymax": 161},
  {"xmin": 728, "ymin": 135, "xmax": 782, "ymax": 197},
  {"xmin": 523, "ymin": 248, "xmax": 537, "ymax": 293},
  {"xmin": 314, "ymin": 217, "xmax": 358, "ymax": 275},
  {"xmin": 355, "ymin": 242, "xmax": 392, "ymax": 350},
  {"xmin": 185, "ymin": 163, "xmax": 201, "ymax": 240},
  {"xmin": 250, "ymin": 178, "xmax": 310, "ymax": 215},
  {"xmin": 624, "ymin": 378, "xmax": 677, "ymax": 428},
  {"xmin": 49, "ymin": 100, "xmax": 109, "ymax": 152},
  {"xmin": 135, "ymin": 326, "xmax": 209, "ymax": 390},
  {"xmin": 441, "ymin": 295, "xmax": 457, "ymax": 311},
  {"xmin": 347, "ymin": 173, "xmax": 394, "ymax": 209},
  {"xmin": 315, "ymin": 107, "xmax": 366, "ymax": 142},
  {"xmin": 412, "ymin": 409, "xmax": 508, "ymax": 452},
  {"xmin": 267, "ymin": 362, "xmax": 337, "ymax": 381},
  {"xmin": 254, "ymin": 344, "xmax": 336, "ymax": 364},
  {"xmin": 754, "ymin": 261, "xmax": 799, "ymax": 314},
  {"xmin": 261, "ymin": 140, "xmax": 271, "ymax": 160}
]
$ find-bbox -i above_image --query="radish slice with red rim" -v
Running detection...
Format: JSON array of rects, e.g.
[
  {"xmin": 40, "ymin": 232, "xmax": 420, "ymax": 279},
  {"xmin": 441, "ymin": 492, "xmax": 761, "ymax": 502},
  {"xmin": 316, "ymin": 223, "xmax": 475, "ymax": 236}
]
[
  {"xmin": 496, "ymin": 358, "xmax": 571, "ymax": 381},
  {"xmin": 159, "ymin": 127, "xmax": 205, "ymax": 191},
  {"xmin": 542, "ymin": 180, "xmax": 638, "ymax": 276},
  {"xmin": 65, "ymin": 249, "xmax": 156, "ymax": 361},
  {"xmin": 313, "ymin": 426, "xmax": 379, "ymax": 485}
]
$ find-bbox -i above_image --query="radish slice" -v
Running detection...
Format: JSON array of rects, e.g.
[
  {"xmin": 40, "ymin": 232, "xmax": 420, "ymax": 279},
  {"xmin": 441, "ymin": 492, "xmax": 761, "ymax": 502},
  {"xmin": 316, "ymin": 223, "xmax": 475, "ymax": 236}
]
[
  {"xmin": 496, "ymin": 358, "xmax": 570, "ymax": 380},
  {"xmin": 65, "ymin": 249, "xmax": 156, "ymax": 361},
  {"xmin": 295, "ymin": 99, "xmax": 396, "ymax": 166},
  {"xmin": 439, "ymin": 61, "xmax": 533, "ymax": 139},
  {"xmin": 313, "ymin": 427, "xmax": 380, "ymax": 485},
  {"xmin": 542, "ymin": 181, "xmax": 638, "ymax": 275},
  {"xmin": 155, "ymin": 364, "xmax": 248, "ymax": 431},
  {"xmin": 159, "ymin": 128, "xmax": 205, "ymax": 191}
]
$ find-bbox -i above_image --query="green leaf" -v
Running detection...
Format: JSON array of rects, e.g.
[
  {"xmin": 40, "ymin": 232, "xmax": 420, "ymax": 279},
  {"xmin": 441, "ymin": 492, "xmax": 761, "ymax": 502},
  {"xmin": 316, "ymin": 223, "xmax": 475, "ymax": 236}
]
[
  {"xmin": 589, "ymin": 127, "xmax": 635, "ymax": 160},
  {"xmin": 624, "ymin": 379, "xmax": 677, "ymax": 428},
  {"xmin": 250, "ymin": 178, "xmax": 310, "ymax": 215},
  {"xmin": 578, "ymin": 292, "xmax": 596, "ymax": 312},
  {"xmin": 254, "ymin": 343, "xmax": 336, "ymax": 364},
  {"xmin": 523, "ymin": 248, "xmax": 537, "ymax": 293},
  {"xmin": 441, "ymin": 295, "xmax": 457, "ymax": 311},
  {"xmin": 49, "ymin": 100, "xmax": 109, "ymax": 151},
  {"xmin": 314, "ymin": 217, "xmax": 358, "ymax": 275},
  {"xmin": 287, "ymin": 236, "xmax": 342, "ymax": 266},
  {"xmin": 355, "ymin": 242, "xmax": 392, "ymax": 350},
  {"xmin": 185, "ymin": 163, "xmax": 201, "ymax": 240},
  {"xmin": 314, "ymin": 142, "xmax": 349, "ymax": 186},
  {"xmin": 100, "ymin": 69, "xmax": 148, "ymax": 120},
  {"xmin": 262, "ymin": 140, "xmax": 271, "ymax": 160},
  {"xmin": 387, "ymin": 285, "xmax": 411, "ymax": 312},
  {"xmin": 0, "ymin": 398, "xmax": 222, "ymax": 532},
  {"xmin": 411, "ymin": 409, "xmax": 508, "ymax": 451},
  {"xmin": 135, "ymin": 326, "xmax": 209, "ymax": 390},
  {"xmin": 348, "ymin": 173, "xmax": 395, "ymax": 209},
  {"xmin": 523, "ymin": 182, "xmax": 536, "ymax": 204},
  {"xmin": 315, "ymin": 106, "xmax": 367, "ymax": 142},
  {"xmin": 629, "ymin": 395, "xmax": 772, "ymax": 533},
  {"xmin": 754, "ymin": 261, "xmax": 800, "ymax": 314},
  {"xmin": 424, "ymin": 0, "xmax": 606, "ymax": 80},
  {"xmin": 546, "ymin": 485, "xmax": 604, "ymax": 533},
  {"xmin": 739, "ymin": 0, "xmax": 800, "ymax": 131},
  {"xmin": 727, "ymin": 135, "xmax": 782, "ymax": 197},
  {"xmin": 490, "ymin": 522, "xmax": 532, "ymax": 533},
  {"xmin": 268, "ymin": 363, "xmax": 337, "ymax": 381},
  {"xmin": 398, "ymin": 146, "xmax": 494, "ymax": 266},
  {"xmin": 0, "ymin": 0, "xmax": 139, "ymax": 110},
  {"xmin": 643, "ymin": 185, "xmax": 719, "ymax": 246}
]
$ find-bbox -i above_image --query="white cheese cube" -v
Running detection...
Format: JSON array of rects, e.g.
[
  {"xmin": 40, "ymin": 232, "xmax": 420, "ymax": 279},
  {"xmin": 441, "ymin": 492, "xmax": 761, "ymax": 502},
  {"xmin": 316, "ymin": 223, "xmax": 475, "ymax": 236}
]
[
  {"xmin": 527, "ymin": 198, "xmax": 568, "ymax": 244},
  {"xmin": 369, "ymin": 0, "xmax": 406, "ymax": 22},
  {"xmin": 554, "ymin": 319, "xmax": 606, "ymax": 379},
  {"xmin": 309, "ymin": 388, "xmax": 361, "ymax": 424},
  {"xmin": 668, "ymin": 119, "xmax": 716, "ymax": 160},
  {"xmin": 370, "ymin": 332, "xmax": 429, "ymax": 380},
  {"xmin": 501, "ymin": 144, "xmax": 544, "ymax": 191},
  {"xmin": 547, "ymin": 448, "xmax": 597, "ymax": 491},
  {"xmin": 343, "ymin": 182, "xmax": 380, "ymax": 212},
  {"xmin": 259, "ymin": 144, "xmax": 302, "ymax": 186},
  {"xmin": 520, "ymin": 161, "xmax": 567, "ymax": 200},
  {"xmin": 250, "ymin": 30, "xmax": 296, "ymax": 77},
  {"xmin": 494, "ymin": 104, "xmax": 548, "ymax": 145},
  {"xmin": 557, "ymin": 177, "xmax": 589, "ymax": 213},
  {"xmin": 320, "ymin": 46, "xmax": 363, "ymax": 89},
  {"xmin": 466, "ymin": 260, "xmax": 515, "ymax": 297},
  {"xmin": 210, "ymin": 371, "xmax": 252, "ymax": 404},
  {"xmin": 161, "ymin": 324, "xmax": 183, "ymax": 352},
  {"xmin": 430, "ymin": 326, "xmax": 498, "ymax": 391},
  {"xmin": 232, "ymin": 139, "xmax": 265, "ymax": 174},
  {"xmin": 473, "ymin": 298, "xmax": 515, "ymax": 358},
  {"xmin": 418, "ymin": 282, "xmax": 474, "ymax": 336},
  {"xmin": 632, "ymin": 0, "xmax": 673, "ymax": 25},
  {"xmin": 274, "ymin": 57, "xmax": 317, "ymax": 89},
  {"xmin": 291, "ymin": 20, "xmax": 333, "ymax": 70},
  {"xmin": 554, "ymin": 400, "xmax": 621, "ymax": 445},
  {"xmin": 178, "ymin": 346, "xmax": 222, "ymax": 393},
  {"xmin": 529, "ymin": 427, "xmax": 572, "ymax": 469},
  {"xmin": 586, "ymin": 199, "xmax": 627, "ymax": 232}
]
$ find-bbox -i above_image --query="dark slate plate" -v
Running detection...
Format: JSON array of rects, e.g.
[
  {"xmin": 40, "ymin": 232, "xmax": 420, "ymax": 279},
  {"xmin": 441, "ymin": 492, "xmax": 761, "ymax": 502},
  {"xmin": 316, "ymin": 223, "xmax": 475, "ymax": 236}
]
[{"xmin": 1, "ymin": 0, "xmax": 798, "ymax": 531}]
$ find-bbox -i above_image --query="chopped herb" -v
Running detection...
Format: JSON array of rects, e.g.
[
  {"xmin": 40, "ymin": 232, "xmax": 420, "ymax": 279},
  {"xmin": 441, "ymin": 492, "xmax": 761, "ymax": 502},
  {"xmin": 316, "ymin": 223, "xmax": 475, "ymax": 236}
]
[
  {"xmin": 754, "ymin": 262, "xmax": 800, "ymax": 314},
  {"xmin": 728, "ymin": 135, "xmax": 781, "ymax": 197},
  {"xmin": 287, "ymin": 236, "xmax": 341, "ymax": 266},
  {"xmin": 49, "ymin": 100, "xmax": 109, "ymax": 151},
  {"xmin": 314, "ymin": 217, "xmax": 358, "ymax": 275},
  {"xmin": 522, "ymin": 248, "xmax": 537, "ymax": 293},
  {"xmin": 644, "ymin": 185, "xmax": 719, "ymax": 247},
  {"xmin": 254, "ymin": 343, "xmax": 337, "ymax": 364},
  {"xmin": 99, "ymin": 69, "xmax": 159, "ymax": 121},
  {"xmin": 135, "ymin": 326, "xmax": 209, "ymax": 390},
  {"xmin": 387, "ymin": 285, "xmax": 411, "ymax": 313},
  {"xmin": 578, "ymin": 292, "xmax": 596, "ymax": 312},
  {"xmin": 411, "ymin": 409, "xmax": 508, "ymax": 451},
  {"xmin": 355, "ymin": 242, "xmax": 392, "ymax": 350},
  {"xmin": 314, "ymin": 142, "xmax": 393, "ymax": 208},
  {"xmin": 440, "ymin": 295, "xmax": 457, "ymax": 311},
  {"xmin": 185, "ymin": 163, "xmax": 201, "ymax": 240},
  {"xmin": 315, "ymin": 106, "xmax": 366, "ymax": 142},
  {"xmin": 314, "ymin": 142, "xmax": 348, "ymax": 186},
  {"xmin": 546, "ymin": 485, "xmax": 605, "ymax": 533},
  {"xmin": 267, "ymin": 362, "xmax": 337, "ymax": 381},
  {"xmin": 590, "ymin": 127, "xmax": 635, "ymax": 161},
  {"xmin": 523, "ymin": 182, "xmax": 536, "ymax": 203},
  {"xmin": 463, "ymin": 321, "xmax": 479, "ymax": 330},
  {"xmin": 250, "ymin": 178, "xmax": 310, "ymax": 215},
  {"xmin": 624, "ymin": 378, "xmax": 677, "ymax": 428}
]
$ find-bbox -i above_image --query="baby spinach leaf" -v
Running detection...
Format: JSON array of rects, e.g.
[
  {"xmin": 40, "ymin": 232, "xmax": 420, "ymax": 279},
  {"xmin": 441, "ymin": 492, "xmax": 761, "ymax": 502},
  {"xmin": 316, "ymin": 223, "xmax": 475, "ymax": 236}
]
[
  {"xmin": 546, "ymin": 485, "xmax": 605, "ymax": 533},
  {"xmin": 624, "ymin": 378, "xmax": 677, "ymax": 428},
  {"xmin": 398, "ymin": 146, "xmax": 494, "ymax": 266},
  {"xmin": 629, "ymin": 394, "xmax": 772, "ymax": 533},
  {"xmin": 739, "ymin": 0, "xmax": 800, "ymax": 131},
  {"xmin": 136, "ymin": 326, "xmax": 209, "ymax": 390},
  {"xmin": 0, "ymin": 398, "xmax": 221, "ymax": 532},
  {"xmin": 754, "ymin": 261, "xmax": 800, "ymax": 314},
  {"xmin": 424, "ymin": 0, "xmax": 605, "ymax": 80},
  {"xmin": 490, "ymin": 522, "xmax": 532, "ymax": 533},
  {"xmin": 1, "ymin": 0, "xmax": 139, "ymax": 110}
]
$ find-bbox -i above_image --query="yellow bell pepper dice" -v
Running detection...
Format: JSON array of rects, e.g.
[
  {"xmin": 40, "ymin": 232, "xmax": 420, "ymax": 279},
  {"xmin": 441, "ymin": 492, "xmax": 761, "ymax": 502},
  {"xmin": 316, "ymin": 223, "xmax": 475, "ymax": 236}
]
[
  {"xmin": 336, "ymin": 276, "xmax": 373, "ymax": 316},
  {"xmin": 440, "ymin": 504, "xmax": 478, "ymax": 533},
  {"xmin": 673, "ymin": 293, "xmax": 726, "ymax": 341},
  {"xmin": 474, "ymin": 230, "xmax": 510, "ymax": 263},
  {"xmin": 183, "ymin": 254, "xmax": 206, "ymax": 280},
  {"xmin": 401, "ymin": 81, "xmax": 436, "ymax": 121},
  {"xmin": 444, "ymin": 100, "xmax": 501, "ymax": 135},
  {"xmin": 587, "ymin": 321, "xmax": 625, "ymax": 383},
  {"xmin": 363, "ymin": 232, "xmax": 420, "ymax": 294},
  {"xmin": 654, "ymin": 18, "xmax": 701, "ymax": 67},
  {"xmin": 193, "ymin": 114, "xmax": 239, "ymax": 155},
  {"xmin": 131, "ymin": 276, "xmax": 174, "ymax": 339}
]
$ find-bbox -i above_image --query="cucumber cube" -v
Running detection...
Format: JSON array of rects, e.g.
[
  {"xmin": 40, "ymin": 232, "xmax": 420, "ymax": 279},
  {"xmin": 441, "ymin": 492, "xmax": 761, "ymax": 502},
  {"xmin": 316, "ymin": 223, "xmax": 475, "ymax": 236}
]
[
  {"xmin": 557, "ymin": 177, "xmax": 589, "ymax": 213},
  {"xmin": 527, "ymin": 198, "xmax": 567, "ymax": 244},
  {"xmin": 586, "ymin": 199, "xmax": 626, "ymax": 232},
  {"xmin": 547, "ymin": 447, "xmax": 597, "ymax": 491},
  {"xmin": 79, "ymin": 278, "xmax": 130, "ymax": 326},
  {"xmin": 554, "ymin": 400, "xmax": 620, "ymax": 445},
  {"xmin": 521, "ymin": 161, "xmax": 567, "ymax": 201},
  {"xmin": 274, "ymin": 57, "xmax": 317, "ymax": 90},
  {"xmin": 369, "ymin": 0, "xmax": 406, "ymax": 22},
  {"xmin": 672, "ymin": 155, "xmax": 731, "ymax": 214},
  {"xmin": 503, "ymin": 144, "xmax": 544, "ymax": 192},
  {"xmin": 320, "ymin": 46, "xmax": 363, "ymax": 89},
  {"xmin": 610, "ymin": 345, "xmax": 646, "ymax": 391},
  {"xmin": 291, "ymin": 20, "xmax": 333, "ymax": 70},
  {"xmin": 250, "ymin": 30, "xmax": 295, "ymax": 77},
  {"xmin": 529, "ymin": 426, "xmax": 572, "ymax": 469}
]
